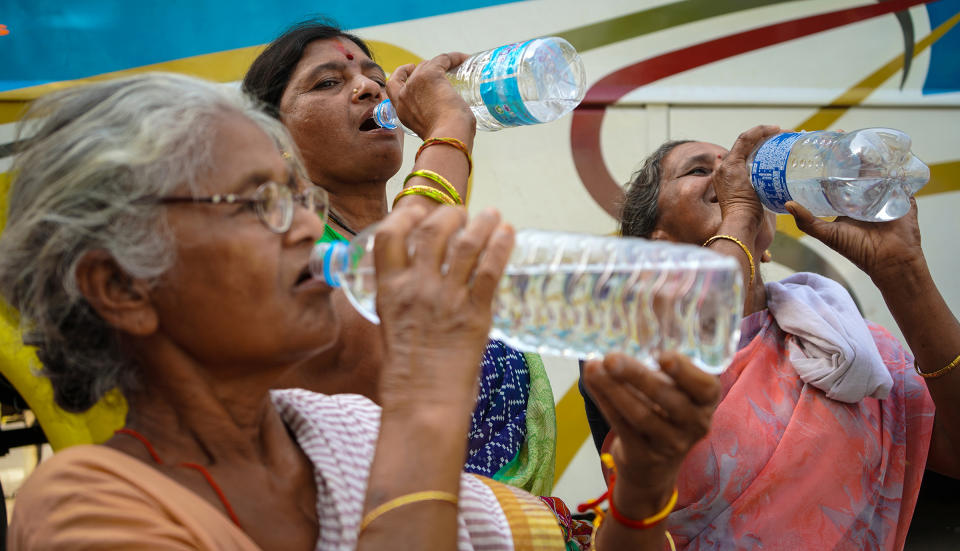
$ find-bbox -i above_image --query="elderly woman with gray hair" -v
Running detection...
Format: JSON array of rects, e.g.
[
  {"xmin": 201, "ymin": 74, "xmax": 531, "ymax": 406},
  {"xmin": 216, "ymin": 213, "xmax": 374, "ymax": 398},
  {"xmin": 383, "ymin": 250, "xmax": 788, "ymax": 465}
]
[
  {"xmin": 580, "ymin": 129, "xmax": 960, "ymax": 549},
  {"xmin": 1, "ymin": 72, "xmax": 721, "ymax": 551}
]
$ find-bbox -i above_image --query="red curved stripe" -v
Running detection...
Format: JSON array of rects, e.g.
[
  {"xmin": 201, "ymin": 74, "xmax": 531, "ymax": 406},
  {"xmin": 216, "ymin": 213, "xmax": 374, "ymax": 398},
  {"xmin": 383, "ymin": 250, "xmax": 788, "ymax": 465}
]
[{"xmin": 573, "ymin": 0, "xmax": 933, "ymax": 217}]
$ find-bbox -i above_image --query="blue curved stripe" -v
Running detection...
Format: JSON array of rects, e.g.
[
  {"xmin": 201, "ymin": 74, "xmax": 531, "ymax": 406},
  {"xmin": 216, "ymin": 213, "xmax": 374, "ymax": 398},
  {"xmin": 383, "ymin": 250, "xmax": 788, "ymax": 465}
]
[
  {"xmin": 924, "ymin": 0, "xmax": 960, "ymax": 95},
  {"xmin": 0, "ymin": 0, "xmax": 521, "ymax": 92}
]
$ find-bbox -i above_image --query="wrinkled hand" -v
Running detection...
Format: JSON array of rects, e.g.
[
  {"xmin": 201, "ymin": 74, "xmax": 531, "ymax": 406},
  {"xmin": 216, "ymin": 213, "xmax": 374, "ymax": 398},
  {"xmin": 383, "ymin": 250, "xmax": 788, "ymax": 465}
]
[
  {"xmin": 786, "ymin": 198, "xmax": 925, "ymax": 284},
  {"xmin": 582, "ymin": 352, "xmax": 719, "ymax": 498},
  {"xmin": 373, "ymin": 206, "xmax": 514, "ymax": 414},
  {"xmin": 713, "ymin": 125, "xmax": 781, "ymax": 230},
  {"xmin": 386, "ymin": 53, "xmax": 476, "ymax": 139}
]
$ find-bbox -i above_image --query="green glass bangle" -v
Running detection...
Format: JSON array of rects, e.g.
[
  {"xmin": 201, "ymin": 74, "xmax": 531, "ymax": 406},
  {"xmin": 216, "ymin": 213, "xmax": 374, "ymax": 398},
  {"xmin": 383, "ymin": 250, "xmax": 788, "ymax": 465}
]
[
  {"xmin": 403, "ymin": 169, "xmax": 462, "ymax": 205},
  {"xmin": 392, "ymin": 184, "xmax": 457, "ymax": 208}
]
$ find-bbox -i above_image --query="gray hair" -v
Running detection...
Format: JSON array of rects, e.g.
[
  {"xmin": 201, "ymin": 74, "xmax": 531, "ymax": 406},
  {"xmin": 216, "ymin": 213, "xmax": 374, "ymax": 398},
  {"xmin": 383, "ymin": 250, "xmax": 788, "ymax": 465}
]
[
  {"xmin": 0, "ymin": 72, "xmax": 302, "ymax": 412},
  {"xmin": 619, "ymin": 140, "xmax": 692, "ymax": 238}
]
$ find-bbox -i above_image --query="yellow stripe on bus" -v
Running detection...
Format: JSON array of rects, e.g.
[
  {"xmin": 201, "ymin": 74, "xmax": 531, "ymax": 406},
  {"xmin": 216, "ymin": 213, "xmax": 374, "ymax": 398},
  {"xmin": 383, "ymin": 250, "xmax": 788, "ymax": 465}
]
[{"xmin": 0, "ymin": 40, "xmax": 422, "ymax": 125}]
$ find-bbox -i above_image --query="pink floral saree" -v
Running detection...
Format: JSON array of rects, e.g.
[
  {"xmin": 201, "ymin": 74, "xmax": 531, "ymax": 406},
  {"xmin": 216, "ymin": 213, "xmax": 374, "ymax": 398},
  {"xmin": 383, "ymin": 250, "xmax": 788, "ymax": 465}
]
[{"xmin": 667, "ymin": 313, "xmax": 934, "ymax": 550}]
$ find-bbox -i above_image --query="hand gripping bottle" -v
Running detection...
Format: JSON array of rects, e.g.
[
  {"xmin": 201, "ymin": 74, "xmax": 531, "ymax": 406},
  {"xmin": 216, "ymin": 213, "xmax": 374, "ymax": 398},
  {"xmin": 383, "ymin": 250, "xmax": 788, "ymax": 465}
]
[
  {"xmin": 373, "ymin": 37, "xmax": 586, "ymax": 134},
  {"xmin": 747, "ymin": 128, "xmax": 929, "ymax": 222},
  {"xmin": 311, "ymin": 228, "xmax": 744, "ymax": 374}
]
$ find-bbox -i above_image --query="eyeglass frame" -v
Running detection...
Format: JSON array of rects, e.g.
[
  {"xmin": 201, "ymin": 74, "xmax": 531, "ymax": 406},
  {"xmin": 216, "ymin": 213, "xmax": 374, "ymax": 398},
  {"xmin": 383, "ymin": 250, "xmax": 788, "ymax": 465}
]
[{"xmin": 156, "ymin": 180, "xmax": 330, "ymax": 234}]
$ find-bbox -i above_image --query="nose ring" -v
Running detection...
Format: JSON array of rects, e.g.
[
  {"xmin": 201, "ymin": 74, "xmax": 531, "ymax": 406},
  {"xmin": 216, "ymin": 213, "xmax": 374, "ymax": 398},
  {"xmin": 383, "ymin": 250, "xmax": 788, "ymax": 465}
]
[{"xmin": 352, "ymin": 88, "xmax": 359, "ymax": 95}]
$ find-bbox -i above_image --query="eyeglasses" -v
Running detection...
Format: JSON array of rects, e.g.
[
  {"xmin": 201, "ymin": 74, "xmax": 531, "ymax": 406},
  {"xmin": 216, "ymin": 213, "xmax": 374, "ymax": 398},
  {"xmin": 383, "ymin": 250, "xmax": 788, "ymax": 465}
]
[{"xmin": 158, "ymin": 181, "xmax": 329, "ymax": 234}]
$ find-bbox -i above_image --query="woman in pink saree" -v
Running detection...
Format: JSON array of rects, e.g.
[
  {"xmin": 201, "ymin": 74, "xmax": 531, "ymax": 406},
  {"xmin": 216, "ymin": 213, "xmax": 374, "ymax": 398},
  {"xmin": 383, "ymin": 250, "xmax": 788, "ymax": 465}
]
[{"xmin": 580, "ymin": 126, "xmax": 960, "ymax": 550}]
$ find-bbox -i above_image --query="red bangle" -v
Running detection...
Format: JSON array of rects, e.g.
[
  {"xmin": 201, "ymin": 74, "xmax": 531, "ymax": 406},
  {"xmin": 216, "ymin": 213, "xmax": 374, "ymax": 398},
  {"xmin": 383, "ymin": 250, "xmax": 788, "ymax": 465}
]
[
  {"xmin": 606, "ymin": 472, "xmax": 678, "ymax": 529},
  {"xmin": 576, "ymin": 453, "xmax": 679, "ymax": 531}
]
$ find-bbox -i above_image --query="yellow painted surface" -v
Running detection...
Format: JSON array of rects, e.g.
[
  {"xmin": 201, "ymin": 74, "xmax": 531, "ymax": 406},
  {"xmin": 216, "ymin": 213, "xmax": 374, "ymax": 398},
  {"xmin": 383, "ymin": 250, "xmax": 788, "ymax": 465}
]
[
  {"xmin": 923, "ymin": 161, "xmax": 960, "ymax": 197},
  {"xmin": 0, "ymin": 300, "xmax": 127, "ymax": 450},
  {"xmin": 553, "ymin": 379, "xmax": 592, "ymax": 483},
  {"xmin": 366, "ymin": 40, "xmax": 423, "ymax": 73}
]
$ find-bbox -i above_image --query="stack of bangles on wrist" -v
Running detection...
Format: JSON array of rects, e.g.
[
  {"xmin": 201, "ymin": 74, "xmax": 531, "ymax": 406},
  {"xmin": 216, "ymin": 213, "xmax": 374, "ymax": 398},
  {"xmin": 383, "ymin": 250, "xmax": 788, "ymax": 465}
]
[
  {"xmin": 394, "ymin": 169, "xmax": 462, "ymax": 207},
  {"xmin": 576, "ymin": 453, "xmax": 677, "ymax": 551},
  {"xmin": 703, "ymin": 234, "xmax": 755, "ymax": 286},
  {"xmin": 393, "ymin": 137, "xmax": 472, "ymax": 207}
]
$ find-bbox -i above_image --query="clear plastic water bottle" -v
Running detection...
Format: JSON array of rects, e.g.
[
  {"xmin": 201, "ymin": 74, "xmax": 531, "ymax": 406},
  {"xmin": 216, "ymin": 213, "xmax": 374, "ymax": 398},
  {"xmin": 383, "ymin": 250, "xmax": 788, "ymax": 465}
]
[
  {"xmin": 373, "ymin": 37, "xmax": 586, "ymax": 134},
  {"xmin": 311, "ymin": 228, "xmax": 744, "ymax": 374},
  {"xmin": 747, "ymin": 128, "xmax": 929, "ymax": 222}
]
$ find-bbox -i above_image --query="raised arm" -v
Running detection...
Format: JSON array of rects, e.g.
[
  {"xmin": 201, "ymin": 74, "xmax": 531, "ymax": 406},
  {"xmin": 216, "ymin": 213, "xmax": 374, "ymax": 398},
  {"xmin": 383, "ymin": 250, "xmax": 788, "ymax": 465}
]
[
  {"xmin": 788, "ymin": 198, "xmax": 960, "ymax": 478},
  {"xmin": 386, "ymin": 53, "xmax": 476, "ymax": 211},
  {"xmin": 357, "ymin": 206, "xmax": 513, "ymax": 550},
  {"xmin": 706, "ymin": 125, "xmax": 780, "ymax": 314}
]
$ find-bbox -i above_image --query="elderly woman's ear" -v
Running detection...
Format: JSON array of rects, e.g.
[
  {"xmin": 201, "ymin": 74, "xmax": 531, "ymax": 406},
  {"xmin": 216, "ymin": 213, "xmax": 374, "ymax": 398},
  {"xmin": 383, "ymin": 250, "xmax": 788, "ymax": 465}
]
[{"xmin": 75, "ymin": 250, "xmax": 157, "ymax": 336}]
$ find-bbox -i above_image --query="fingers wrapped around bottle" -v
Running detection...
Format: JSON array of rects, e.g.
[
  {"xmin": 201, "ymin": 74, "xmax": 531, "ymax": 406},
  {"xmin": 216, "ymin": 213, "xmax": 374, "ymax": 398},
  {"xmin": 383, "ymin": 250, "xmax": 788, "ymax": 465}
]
[
  {"xmin": 712, "ymin": 125, "xmax": 780, "ymax": 230},
  {"xmin": 785, "ymin": 198, "xmax": 925, "ymax": 284},
  {"xmin": 582, "ymin": 352, "xmax": 720, "ymax": 503},
  {"xmin": 372, "ymin": 206, "xmax": 514, "ymax": 415},
  {"xmin": 386, "ymin": 52, "xmax": 476, "ymax": 139}
]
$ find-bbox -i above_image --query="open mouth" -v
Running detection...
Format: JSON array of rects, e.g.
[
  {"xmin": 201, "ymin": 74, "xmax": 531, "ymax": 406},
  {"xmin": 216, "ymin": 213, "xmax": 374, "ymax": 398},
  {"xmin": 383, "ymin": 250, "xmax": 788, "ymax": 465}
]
[
  {"xmin": 359, "ymin": 117, "xmax": 379, "ymax": 131},
  {"xmin": 295, "ymin": 266, "xmax": 312, "ymax": 286}
]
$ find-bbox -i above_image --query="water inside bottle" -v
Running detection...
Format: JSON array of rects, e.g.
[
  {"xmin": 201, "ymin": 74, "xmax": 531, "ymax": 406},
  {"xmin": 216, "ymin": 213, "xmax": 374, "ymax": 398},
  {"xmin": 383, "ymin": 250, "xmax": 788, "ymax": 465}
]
[
  {"xmin": 783, "ymin": 130, "xmax": 928, "ymax": 221},
  {"xmin": 491, "ymin": 259, "xmax": 741, "ymax": 374},
  {"xmin": 339, "ymin": 266, "xmax": 378, "ymax": 324},
  {"xmin": 449, "ymin": 38, "xmax": 585, "ymax": 131}
]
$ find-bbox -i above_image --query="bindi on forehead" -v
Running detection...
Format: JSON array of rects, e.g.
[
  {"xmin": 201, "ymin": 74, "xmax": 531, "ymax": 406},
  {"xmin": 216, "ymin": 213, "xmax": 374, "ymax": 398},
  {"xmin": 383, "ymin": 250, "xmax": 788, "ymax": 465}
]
[{"xmin": 332, "ymin": 40, "xmax": 354, "ymax": 60}]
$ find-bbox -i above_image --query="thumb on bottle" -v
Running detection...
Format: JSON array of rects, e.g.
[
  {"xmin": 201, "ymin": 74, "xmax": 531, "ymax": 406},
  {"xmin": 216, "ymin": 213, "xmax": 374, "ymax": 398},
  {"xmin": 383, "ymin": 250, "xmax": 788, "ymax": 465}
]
[
  {"xmin": 433, "ymin": 52, "xmax": 470, "ymax": 71},
  {"xmin": 785, "ymin": 200, "xmax": 826, "ymax": 238}
]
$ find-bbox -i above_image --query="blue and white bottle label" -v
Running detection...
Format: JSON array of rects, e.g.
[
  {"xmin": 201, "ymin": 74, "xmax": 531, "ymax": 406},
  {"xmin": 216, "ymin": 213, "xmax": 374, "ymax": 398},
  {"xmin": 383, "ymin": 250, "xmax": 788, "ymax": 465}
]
[
  {"xmin": 750, "ymin": 132, "xmax": 802, "ymax": 213},
  {"xmin": 479, "ymin": 40, "xmax": 539, "ymax": 127}
]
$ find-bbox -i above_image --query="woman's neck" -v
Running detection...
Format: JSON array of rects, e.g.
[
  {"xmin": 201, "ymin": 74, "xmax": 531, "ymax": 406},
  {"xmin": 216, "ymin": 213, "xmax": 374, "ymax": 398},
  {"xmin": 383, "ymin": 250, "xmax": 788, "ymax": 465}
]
[
  {"xmin": 112, "ymin": 342, "xmax": 298, "ymax": 468},
  {"xmin": 106, "ymin": 339, "xmax": 321, "ymax": 549},
  {"xmin": 314, "ymin": 177, "xmax": 389, "ymax": 236}
]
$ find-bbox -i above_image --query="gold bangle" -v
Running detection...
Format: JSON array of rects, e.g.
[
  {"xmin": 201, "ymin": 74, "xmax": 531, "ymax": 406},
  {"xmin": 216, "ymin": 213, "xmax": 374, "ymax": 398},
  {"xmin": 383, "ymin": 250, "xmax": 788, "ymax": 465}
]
[
  {"xmin": 392, "ymin": 185, "xmax": 457, "ymax": 208},
  {"xmin": 666, "ymin": 530, "xmax": 677, "ymax": 551},
  {"xmin": 915, "ymin": 352, "xmax": 960, "ymax": 379},
  {"xmin": 589, "ymin": 512, "xmax": 602, "ymax": 551},
  {"xmin": 359, "ymin": 490, "xmax": 459, "ymax": 534},
  {"xmin": 416, "ymin": 137, "xmax": 473, "ymax": 176},
  {"xmin": 590, "ymin": 518, "xmax": 676, "ymax": 551},
  {"xmin": 403, "ymin": 169, "xmax": 463, "ymax": 205},
  {"xmin": 703, "ymin": 234, "xmax": 755, "ymax": 286},
  {"xmin": 637, "ymin": 487, "xmax": 677, "ymax": 526}
]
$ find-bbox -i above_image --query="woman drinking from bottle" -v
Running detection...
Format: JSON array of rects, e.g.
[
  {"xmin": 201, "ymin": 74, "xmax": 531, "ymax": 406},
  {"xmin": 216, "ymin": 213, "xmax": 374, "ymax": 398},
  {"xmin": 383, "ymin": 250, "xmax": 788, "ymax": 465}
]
[
  {"xmin": 242, "ymin": 20, "xmax": 555, "ymax": 494},
  {"xmin": 580, "ymin": 126, "xmax": 960, "ymax": 549}
]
